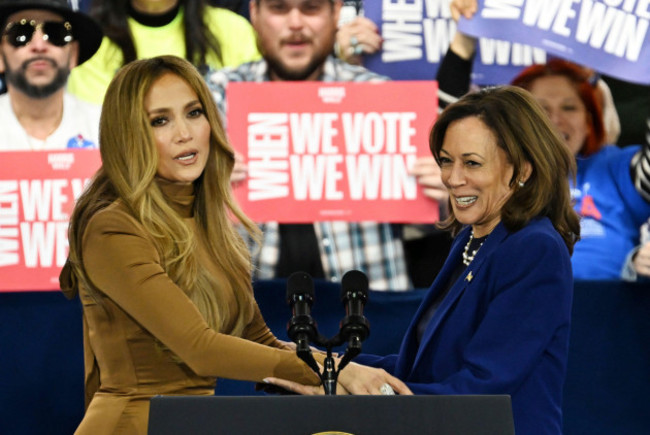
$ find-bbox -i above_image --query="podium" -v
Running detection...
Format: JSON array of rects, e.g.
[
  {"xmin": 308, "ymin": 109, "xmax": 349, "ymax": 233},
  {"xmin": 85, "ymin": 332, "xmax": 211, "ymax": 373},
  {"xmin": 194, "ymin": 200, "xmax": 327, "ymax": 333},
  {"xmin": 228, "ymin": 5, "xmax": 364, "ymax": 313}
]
[{"xmin": 148, "ymin": 395, "xmax": 514, "ymax": 435}]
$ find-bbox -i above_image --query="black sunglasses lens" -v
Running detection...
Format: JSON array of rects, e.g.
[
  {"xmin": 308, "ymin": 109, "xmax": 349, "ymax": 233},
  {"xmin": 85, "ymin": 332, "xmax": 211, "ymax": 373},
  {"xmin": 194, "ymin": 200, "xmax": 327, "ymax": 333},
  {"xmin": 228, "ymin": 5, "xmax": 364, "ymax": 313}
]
[
  {"xmin": 3, "ymin": 21, "xmax": 72, "ymax": 47},
  {"xmin": 5, "ymin": 22, "xmax": 34, "ymax": 47},
  {"xmin": 42, "ymin": 22, "xmax": 73, "ymax": 46}
]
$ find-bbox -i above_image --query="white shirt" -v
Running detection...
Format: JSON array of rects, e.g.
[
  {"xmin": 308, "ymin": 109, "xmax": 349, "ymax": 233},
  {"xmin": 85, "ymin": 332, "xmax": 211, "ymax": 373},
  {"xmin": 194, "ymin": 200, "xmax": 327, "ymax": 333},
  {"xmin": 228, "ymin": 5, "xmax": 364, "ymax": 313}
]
[{"xmin": 0, "ymin": 92, "xmax": 100, "ymax": 151}]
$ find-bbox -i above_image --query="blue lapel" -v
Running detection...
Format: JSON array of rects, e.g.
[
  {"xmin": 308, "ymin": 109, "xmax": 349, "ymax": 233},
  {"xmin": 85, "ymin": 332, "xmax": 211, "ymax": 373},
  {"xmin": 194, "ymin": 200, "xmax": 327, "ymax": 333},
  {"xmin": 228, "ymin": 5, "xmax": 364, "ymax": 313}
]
[
  {"xmin": 393, "ymin": 227, "xmax": 469, "ymax": 378},
  {"xmin": 402, "ymin": 222, "xmax": 511, "ymax": 378}
]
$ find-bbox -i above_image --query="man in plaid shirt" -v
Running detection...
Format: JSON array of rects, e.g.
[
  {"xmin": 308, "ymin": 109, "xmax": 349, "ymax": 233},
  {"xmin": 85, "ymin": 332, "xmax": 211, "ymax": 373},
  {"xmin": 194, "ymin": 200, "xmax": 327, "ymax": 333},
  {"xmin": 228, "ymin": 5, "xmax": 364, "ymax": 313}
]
[{"xmin": 207, "ymin": 0, "xmax": 448, "ymax": 290}]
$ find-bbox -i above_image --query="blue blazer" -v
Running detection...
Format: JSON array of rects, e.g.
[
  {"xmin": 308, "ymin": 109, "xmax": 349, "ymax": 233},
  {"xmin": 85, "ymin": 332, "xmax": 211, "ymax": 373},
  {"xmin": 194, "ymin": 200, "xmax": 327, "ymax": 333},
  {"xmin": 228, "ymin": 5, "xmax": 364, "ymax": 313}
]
[{"xmin": 357, "ymin": 218, "xmax": 573, "ymax": 435}]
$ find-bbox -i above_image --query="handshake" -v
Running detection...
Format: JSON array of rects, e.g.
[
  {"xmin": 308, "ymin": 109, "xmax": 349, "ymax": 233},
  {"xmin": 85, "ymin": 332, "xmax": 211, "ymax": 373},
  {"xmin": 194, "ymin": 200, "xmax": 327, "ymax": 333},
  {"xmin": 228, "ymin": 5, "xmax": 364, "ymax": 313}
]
[{"xmin": 260, "ymin": 270, "xmax": 410, "ymax": 397}]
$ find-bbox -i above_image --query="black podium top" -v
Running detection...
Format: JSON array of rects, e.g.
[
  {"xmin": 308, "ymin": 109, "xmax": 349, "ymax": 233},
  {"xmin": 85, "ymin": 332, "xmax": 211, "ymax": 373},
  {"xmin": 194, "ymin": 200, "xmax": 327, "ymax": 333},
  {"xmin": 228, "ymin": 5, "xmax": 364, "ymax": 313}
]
[{"xmin": 148, "ymin": 394, "xmax": 514, "ymax": 435}]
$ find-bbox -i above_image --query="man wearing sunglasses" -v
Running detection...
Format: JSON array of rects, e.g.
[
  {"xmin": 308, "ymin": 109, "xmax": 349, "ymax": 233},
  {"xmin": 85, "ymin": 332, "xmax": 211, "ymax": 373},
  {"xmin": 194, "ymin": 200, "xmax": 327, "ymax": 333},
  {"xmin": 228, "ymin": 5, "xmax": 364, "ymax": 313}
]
[{"xmin": 0, "ymin": 0, "xmax": 102, "ymax": 151}]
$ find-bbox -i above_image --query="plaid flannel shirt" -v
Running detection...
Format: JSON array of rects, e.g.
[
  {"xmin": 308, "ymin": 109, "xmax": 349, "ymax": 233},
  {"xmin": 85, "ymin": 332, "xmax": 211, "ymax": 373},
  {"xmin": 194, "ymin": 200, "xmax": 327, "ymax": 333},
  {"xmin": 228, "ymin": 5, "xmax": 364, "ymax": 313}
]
[{"xmin": 206, "ymin": 56, "xmax": 411, "ymax": 290}]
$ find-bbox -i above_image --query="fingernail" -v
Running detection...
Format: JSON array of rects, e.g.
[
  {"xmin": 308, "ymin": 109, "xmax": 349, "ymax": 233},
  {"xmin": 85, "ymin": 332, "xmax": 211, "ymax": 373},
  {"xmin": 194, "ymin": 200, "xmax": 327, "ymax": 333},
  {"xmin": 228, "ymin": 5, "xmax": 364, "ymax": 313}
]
[{"xmin": 262, "ymin": 378, "xmax": 270, "ymax": 383}]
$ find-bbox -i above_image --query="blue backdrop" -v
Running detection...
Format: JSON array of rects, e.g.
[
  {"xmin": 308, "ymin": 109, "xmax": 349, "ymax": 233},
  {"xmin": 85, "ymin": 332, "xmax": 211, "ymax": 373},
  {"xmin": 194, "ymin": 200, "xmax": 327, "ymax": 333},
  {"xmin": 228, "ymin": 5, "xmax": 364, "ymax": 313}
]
[{"xmin": 1, "ymin": 280, "xmax": 649, "ymax": 434}]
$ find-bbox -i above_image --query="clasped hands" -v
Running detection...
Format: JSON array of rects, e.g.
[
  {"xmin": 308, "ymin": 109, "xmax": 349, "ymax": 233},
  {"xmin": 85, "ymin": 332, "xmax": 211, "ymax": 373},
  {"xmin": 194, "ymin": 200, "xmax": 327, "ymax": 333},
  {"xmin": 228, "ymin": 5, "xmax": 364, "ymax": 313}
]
[{"xmin": 263, "ymin": 361, "xmax": 412, "ymax": 396}]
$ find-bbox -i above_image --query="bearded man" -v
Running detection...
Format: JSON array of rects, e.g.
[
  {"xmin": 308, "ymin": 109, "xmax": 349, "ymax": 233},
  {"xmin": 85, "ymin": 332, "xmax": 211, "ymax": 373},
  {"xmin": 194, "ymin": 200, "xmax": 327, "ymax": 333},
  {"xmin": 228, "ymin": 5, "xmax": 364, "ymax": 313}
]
[{"xmin": 0, "ymin": 0, "xmax": 102, "ymax": 151}]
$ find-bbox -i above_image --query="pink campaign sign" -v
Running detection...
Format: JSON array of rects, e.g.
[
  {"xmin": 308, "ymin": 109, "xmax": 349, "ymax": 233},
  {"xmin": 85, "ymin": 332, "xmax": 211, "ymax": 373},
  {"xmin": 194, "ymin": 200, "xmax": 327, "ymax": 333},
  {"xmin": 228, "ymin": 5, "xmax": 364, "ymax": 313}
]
[
  {"xmin": 227, "ymin": 81, "xmax": 440, "ymax": 223},
  {"xmin": 0, "ymin": 150, "xmax": 101, "ymax": 292}
]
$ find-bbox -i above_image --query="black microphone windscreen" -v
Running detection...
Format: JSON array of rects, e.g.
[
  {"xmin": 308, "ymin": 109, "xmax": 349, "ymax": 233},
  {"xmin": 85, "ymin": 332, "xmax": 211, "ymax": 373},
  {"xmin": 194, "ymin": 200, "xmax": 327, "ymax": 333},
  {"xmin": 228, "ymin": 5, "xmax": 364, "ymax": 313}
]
[
  {"xmin": 341, "ymin": 270, "xmax": 369, "ymax": 301},
  {"xmin": 286, "ymin": 271, "xmax": 315, "ymax": 302}
]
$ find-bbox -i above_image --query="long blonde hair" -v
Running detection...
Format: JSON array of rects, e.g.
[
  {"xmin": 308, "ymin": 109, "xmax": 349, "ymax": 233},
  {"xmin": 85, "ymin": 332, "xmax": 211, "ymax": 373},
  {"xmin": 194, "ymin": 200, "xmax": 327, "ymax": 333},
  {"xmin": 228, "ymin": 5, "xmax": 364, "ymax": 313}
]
[{"xmin": 67, "ymin": 55, "xmax": 259, "ymax": 336}]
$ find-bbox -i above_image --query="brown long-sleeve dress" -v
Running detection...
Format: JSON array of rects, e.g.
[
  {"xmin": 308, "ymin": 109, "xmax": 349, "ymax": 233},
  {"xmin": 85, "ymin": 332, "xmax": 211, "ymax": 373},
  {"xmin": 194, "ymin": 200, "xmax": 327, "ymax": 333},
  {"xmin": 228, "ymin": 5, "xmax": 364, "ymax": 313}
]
[{"xmin": 61, "ymin": 180, "xmax": 318, "ymax": 434}]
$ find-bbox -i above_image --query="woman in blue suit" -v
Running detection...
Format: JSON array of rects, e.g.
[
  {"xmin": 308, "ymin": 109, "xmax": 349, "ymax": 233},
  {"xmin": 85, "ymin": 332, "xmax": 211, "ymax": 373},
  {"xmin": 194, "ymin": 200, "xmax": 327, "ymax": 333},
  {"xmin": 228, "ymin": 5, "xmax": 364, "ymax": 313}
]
[{"xmin": 267, "ymin": 86, "xmax": 581, "ymax": 435}]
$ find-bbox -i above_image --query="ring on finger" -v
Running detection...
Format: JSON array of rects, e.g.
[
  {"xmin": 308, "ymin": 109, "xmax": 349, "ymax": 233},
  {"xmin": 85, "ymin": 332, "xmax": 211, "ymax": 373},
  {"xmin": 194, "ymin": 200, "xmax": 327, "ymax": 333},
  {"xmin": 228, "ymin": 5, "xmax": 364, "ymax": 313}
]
[{"xmin": 380, "ymin": 383, "xmax": 395, "ymax": 395}]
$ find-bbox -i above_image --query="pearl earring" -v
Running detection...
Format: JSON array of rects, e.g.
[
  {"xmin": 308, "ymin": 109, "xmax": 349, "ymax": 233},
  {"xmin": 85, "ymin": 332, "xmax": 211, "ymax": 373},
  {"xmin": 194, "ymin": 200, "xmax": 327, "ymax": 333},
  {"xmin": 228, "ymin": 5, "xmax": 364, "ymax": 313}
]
[{"xmin": 518, "ymin": 180, "xmax": 525, "ymax": 187}]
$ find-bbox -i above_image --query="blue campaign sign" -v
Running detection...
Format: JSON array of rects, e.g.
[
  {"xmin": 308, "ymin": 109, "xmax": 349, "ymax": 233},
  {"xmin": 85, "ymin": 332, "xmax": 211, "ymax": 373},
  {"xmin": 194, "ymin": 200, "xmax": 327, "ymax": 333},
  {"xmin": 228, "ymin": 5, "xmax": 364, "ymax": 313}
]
[
  {"xmin": 362, "ymin": 0, "xmax": 546, "ymax": 84},
  {"xmin": 472, "ymin": 35, "xmax": 547, "ymax": 84},
  {"xmin": 363, "ymin": 0, "xmax": 454, "ymax": 80},
  {"xmin": 459, "ymin": 0, "xmax": 650, "ymax": 85}
]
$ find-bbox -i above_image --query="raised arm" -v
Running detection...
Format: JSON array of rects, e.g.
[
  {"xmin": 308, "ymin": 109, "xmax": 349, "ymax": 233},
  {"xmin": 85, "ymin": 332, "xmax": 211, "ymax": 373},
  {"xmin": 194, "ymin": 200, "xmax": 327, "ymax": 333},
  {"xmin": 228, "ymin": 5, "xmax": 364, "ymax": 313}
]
[{"xmin": 436, "ymin": 0, "xmax": 479, "ymax": 109}]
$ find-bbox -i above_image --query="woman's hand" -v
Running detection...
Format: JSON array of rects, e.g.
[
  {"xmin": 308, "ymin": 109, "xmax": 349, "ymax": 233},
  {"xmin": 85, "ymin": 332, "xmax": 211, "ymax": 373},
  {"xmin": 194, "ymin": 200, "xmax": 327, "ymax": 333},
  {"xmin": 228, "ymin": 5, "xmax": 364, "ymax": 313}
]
[
  {"xmin": 263, "ymin": 362, "xmax": 412, "ymax": 396},
  {"xmin": 230, "ymin": 151, "xmax": 247, "ymax": 184},
  {"xmin": 278, "ymin": 340, "xmax": 297, "ymax": 351},
  {"xmin": 633, "ymin": 242, "xmax": 650, "ymax": 277},
  {"xmin": 411, "ymin": 156, "xmax": 448, "ymax": 203},
  {"xmin": 450, "ymin": 0, "xmax": 479, "ymax": 21},
  {"xmin": 337, "ymin": 362, "xmax": 413, "ymax": 395},
  {"xmin": 336, "ymin": 17, "xmax": 383, "ymax": 65},
  {"xmin": 449, "ymin": 0, "xmax": 479, "ymax": 60}
]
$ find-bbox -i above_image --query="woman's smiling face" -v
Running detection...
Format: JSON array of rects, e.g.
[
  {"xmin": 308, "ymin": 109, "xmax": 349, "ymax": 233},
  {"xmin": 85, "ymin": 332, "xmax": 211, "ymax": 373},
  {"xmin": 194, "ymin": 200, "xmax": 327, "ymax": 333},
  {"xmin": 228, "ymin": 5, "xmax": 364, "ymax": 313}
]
[{"xmin": 439, "ymin": 116, "xmax": 516, "ymax": 238}]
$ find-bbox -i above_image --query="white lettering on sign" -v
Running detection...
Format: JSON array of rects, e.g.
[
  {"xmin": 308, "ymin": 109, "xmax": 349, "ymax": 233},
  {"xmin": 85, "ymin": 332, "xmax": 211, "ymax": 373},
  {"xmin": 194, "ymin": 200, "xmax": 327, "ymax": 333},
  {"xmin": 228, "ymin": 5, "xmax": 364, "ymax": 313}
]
[
  {"xmin": 0, "ymin": 177, "xmax": 88, "ymax": 269},
  {"xmin": 481, "ymin": 0, "xmax": 649, "ymax": 61},
  {"xmin": 346, "ymin": 154, "xmax": 418, "ymax": 200},
  {"xmin": 290, "ymin": 155, "xmax": 344, "ymax": 200},
  {"xmin": 341, "ymin": 112, "xmax": 417, "ymax": 154},
  {"xmin": 479, "ymin": 39, "xmax": 547, "ymax": 65},
  {"xmin": 246, "ymin": 111, "xmax": 421, "ymax": 202},
  {"xmin": 0, "ymin": 181, "xmax": 19, "ymax": 267},
  {"xmin": 576, "ymin": 0, "xmax": 649, "ymax": 61},
  {"xmin": 247, "ymin": 113, "xmax": 290, "ymax": 201},
  {"xmin": 382, "ymin": 0, "xmax": 456, "ymax": 63}
]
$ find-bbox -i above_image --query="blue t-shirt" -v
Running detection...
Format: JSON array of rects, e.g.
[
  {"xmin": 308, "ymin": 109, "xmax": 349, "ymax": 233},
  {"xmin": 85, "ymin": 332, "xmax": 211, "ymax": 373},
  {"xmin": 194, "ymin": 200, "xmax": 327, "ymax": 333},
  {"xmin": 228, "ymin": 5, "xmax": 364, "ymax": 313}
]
[{"xmin": 572, "ymin": 145, "xmax": 650, "ymax": 279}]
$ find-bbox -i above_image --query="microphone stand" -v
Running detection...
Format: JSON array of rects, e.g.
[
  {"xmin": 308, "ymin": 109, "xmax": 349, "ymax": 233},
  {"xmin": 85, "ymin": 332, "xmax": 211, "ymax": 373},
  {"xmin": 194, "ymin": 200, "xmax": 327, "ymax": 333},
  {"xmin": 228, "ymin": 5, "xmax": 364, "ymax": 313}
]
[
  {"xmin": 295, "ymin": 327, "xmax": 365, "ymax": 395},
  {"xmin": 287, "ymin": 271, "xmax": 370, "ymax": 395}
]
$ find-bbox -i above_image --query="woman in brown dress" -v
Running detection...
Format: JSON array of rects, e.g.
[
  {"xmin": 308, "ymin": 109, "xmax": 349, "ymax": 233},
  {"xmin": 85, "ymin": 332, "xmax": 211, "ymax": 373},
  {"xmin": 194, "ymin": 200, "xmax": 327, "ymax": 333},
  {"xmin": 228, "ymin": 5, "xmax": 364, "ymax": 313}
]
[{"xmin": 60, "ymin": 55, "xmax": 322, "ymax": 434}]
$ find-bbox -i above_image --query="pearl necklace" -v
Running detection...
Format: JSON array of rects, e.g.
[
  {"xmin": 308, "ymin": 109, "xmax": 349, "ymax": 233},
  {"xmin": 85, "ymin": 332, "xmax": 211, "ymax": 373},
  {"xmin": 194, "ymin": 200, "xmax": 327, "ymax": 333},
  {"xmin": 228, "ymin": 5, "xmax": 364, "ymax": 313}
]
[{"xmin": 462, "ymin": 230, "xmax": 484, "ymax": 266}]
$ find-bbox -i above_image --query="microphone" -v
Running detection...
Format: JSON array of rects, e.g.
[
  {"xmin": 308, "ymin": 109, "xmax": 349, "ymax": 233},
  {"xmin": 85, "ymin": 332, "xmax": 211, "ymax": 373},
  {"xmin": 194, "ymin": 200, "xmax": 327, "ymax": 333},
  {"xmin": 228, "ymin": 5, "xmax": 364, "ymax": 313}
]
[
  {"xmin": 286, "ymin": 271, "xmax": 317, "ymax": 354},
  {"xmin": 339, "ymin": 270, "xmax": 370, "ymax": 350}
]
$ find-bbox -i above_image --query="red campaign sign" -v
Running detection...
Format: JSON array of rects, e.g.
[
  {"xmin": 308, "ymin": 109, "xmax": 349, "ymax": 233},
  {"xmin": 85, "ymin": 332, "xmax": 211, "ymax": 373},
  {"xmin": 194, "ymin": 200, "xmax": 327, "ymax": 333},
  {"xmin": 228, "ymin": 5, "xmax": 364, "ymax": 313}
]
[
  {"xmin": 0, "ymin": 150, "xmax": 101, "ymax": 292},
  {"xmin": 227, "ymin": 81, "xmax": 440, "ymax": 223}
]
